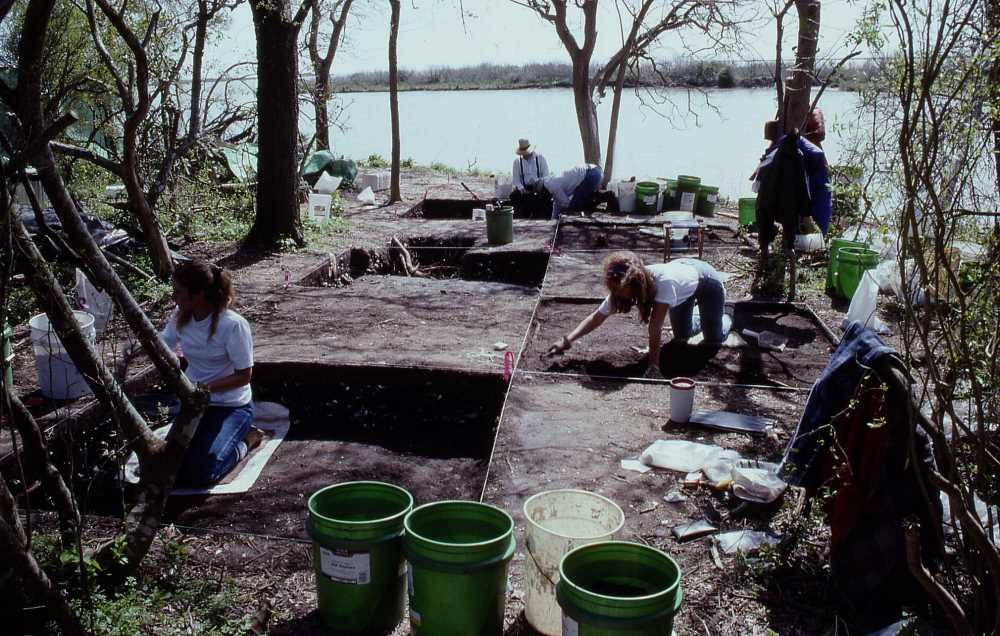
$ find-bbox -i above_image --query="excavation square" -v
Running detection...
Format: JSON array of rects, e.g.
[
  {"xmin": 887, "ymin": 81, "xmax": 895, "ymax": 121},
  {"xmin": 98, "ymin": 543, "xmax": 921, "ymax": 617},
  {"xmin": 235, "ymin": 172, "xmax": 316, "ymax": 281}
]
[
  {"xmin": 521, "ymin": 299, "xmax": 835, "ymax": 387},
  {"xmin": 164, "ymin": 370, "xmax": 505, "ymax": 539},
  {"xmin": 236, "ymin": 277, "xmax": 538, "ymax": 373},
  {"xmin": 556, "ymin": 220, "xmax": 741, "ymax": 251}
]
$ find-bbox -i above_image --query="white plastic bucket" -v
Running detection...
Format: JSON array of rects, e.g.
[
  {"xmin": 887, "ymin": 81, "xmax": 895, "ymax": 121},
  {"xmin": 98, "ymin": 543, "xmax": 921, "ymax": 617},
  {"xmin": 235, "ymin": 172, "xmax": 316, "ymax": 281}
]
[
  {"xmin": 307, "ymin": 193, "xmax": 332, "ymax": 220},
  {"xmin": 523, "ymin": 489, "xmax": 625, "ymax": 635},
  {"xmin": 29, "ymin": 311, "xmax": 95, "ymax": 400},
  {"xmin": 669, "ymin": 377, "xmax": 696, "ymax": 423},
  {"xmin": 616, "ymin": 181, "xmax": 636, "ymax": 213},
  {"xmin": 495, "ymin": 174, "xmax": 514, "ymax": 199}
]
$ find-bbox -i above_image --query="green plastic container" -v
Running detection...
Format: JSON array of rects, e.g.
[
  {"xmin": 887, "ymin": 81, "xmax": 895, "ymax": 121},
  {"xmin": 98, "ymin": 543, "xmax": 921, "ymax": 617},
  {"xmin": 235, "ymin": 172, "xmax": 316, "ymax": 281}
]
[
  {"xmin": 695, "ymin": 185, "xmax": 719, "ymax": 217},
  {"xmin": 404, "ymin": 501, "xmax": 516, "ymax": 635},
  {"xmin": 307, "ymin": 481, "xmax": 414, "ymax": 634},
  {"xmin": 557, "ymin": 541, "xmax": 683, "ymax": 635},
  {"xmin": 675, "ymin": 175, "xmax": 701, "ymax": 212},
  {"xmin": 833, "ymin": 246, "xmax": 880, "ymax": 300},
  {"xmin": 634, "ymin": 182, "xmax": 660, "ymax": 215},
  {"xmin": 662, "ymin": 179, "xmax": 678, "ymax": 210},
  {"xmin": 827, "ymin": 238, "xmax": 869, "ymax": 293},
  {"xmin": 738, "ymin": 197, "xmax": 757, "ymax": 227},
  {"xmin": 486, "ymin": 206, "xmax": 514, "ymax": 245}
]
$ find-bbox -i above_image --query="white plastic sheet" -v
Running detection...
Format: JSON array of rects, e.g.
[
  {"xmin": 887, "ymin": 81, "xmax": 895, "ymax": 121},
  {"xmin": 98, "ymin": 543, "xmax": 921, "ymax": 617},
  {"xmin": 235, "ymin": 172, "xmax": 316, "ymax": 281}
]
[
  {"xmin": 357, "ymin": 186, "xmax": 376, "ymax": 204},
  {"xmin": 845, "ymin": 269, "xmax": 890, "ymax": 334}
]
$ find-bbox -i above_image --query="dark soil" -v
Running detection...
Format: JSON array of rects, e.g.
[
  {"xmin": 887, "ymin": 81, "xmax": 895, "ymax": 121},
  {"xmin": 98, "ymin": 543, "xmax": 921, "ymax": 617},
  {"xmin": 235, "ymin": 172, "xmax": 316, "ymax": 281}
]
[
  {"xmin": 167, "ymin": 372, "xmax": 505, "ymax": 540},
  {"xmin": 521, "ymin": 299, "xmax": 835, "ymax": 388}
]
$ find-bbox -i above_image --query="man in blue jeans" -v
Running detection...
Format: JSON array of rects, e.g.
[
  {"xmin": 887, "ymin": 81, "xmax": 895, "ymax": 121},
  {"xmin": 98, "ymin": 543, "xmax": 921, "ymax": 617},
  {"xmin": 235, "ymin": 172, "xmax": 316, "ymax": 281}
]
[{"xmin": 538, "ymin": 163, "xmax": 603, "ymax": 220}]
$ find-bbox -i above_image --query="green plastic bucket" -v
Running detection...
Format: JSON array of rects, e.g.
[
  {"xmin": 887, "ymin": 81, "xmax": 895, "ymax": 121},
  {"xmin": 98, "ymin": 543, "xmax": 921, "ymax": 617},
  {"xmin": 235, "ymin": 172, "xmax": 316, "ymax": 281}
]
[
  {"xmin": 827, "ymin": 238, "xmax": 869, "ymax": 293},
  {"xmin": 675, "ymin": 175, "xmax": 701, "ymax": 212},
  {"xmin": 307, "ymin": 481, "xmax": 414, "ymax": 634},
  {"xmin": 486, "ymin": 206, "xmax": 514, "ymax": 245},
  {"xmin": 833, "ymin": 246, "xmax": 880, "ymax": 300},
  {"xmin": 695, "ymin": 185, "xmax": 719, "ymax": 217},
  {"xmin": 738, "ymin": 197, "xmax": 757, "ymax": 227},
  {"xmin": 634, "ymin": 182, "xmax": 660, "ymax": 215},
  {"xmin": 2, "ymin": 322, "xmax": 12, "ymax": 388},
  {"xmin": 662, "ymin": 179, "xmax": 678, "ymax": 210},
  {"xmin": 404, "ymin": 500, "xmax": 516, "ymax": 635},
  {"xmin": 557, "ymin": 541, "xmax": 682, "ymax": 635}
]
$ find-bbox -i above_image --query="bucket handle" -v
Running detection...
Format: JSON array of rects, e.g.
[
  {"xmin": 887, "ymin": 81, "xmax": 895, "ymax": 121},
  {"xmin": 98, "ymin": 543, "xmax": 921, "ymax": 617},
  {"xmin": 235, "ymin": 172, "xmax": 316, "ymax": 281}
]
[{"xmin": 525, "ymin": 535, "xmax": 559, "ymax": 587}]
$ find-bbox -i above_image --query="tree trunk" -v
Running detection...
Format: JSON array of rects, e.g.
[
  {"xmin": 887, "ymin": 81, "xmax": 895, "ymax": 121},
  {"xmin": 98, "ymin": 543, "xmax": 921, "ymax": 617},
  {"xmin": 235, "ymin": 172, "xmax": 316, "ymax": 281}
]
[
  {"xmin": 247, "ymin": 4, "xmax": 304, "ymax": 247},
  {"xmin": 602, "ymin": 60, "xmax": 630, "ymax": 187},
  {"xmin": 313, "ymin": 79, "xmax": 331, "ymax": 151},
  {"xmin": 781, "ymin": 0, "xmax": 820, "ymax": 134},
  {"xmin": 572, "ymin": 58, "xmax": 601, "ymax": 164},
  {"xmin": 387, "ymin": 0, "xmax": 402, "ymax": 203}
]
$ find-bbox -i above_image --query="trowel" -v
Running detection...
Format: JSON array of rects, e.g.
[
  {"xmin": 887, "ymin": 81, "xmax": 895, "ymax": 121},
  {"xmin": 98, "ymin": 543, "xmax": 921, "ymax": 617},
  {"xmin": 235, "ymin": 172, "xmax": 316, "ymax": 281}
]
[{"xmin": 741, "ymin": 329, "xmax": 788, "ymax": 352}]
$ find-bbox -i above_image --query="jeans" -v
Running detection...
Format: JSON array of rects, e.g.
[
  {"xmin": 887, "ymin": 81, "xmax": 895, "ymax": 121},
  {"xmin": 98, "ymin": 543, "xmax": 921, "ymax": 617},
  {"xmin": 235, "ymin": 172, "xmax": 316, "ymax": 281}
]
[
  {"xmin": 568, "ymin": 165, "xmax": 603, "ymax": 210},
  {"xmin": 177, "ymin": 402, "xmax": 255, "ymax": 486},
  {"xmin": 667, "ymin": 259, "xmax": 731, "ymax": 344}
]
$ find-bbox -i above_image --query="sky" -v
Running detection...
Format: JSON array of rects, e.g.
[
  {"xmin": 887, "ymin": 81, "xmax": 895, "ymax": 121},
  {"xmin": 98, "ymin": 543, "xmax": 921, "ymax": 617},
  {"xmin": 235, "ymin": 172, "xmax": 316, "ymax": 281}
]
[{"xmin": 210, "ymin": 0, "xmax": 869, "ymax": 77}]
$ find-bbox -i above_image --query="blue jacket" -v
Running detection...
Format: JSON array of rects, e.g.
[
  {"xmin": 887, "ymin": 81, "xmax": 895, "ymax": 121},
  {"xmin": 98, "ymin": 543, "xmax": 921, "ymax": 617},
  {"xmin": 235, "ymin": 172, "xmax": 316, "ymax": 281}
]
[{"xmin": 779, "ymin": 321, "xmax": 899, "ymax": 488}]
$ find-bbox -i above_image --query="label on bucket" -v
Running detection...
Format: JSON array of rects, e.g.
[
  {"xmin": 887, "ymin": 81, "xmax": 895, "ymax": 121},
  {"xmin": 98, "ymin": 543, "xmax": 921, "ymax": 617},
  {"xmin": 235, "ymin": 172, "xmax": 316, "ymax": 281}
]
[
  {"xmin": 319, "ymin": 547, "xmax": 370, "ymax": 585},
  {"xmin": 562, "ymin": 614, "xmax": 579, "ymax": 636},
  {"xmin": 680, "ymin": 191, "xmax": 696, "ymax": 211},
  {"xmin": 707, "ymin": 193, "xmax": 718, "ymax": 203},
  {"xmin": 643, "ymin": 195, "xmax": 657, "ymax": 205}
]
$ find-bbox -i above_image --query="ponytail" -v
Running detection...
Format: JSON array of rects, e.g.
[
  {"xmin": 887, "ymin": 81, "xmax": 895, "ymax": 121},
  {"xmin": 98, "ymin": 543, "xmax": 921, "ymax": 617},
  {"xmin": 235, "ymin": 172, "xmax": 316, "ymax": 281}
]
[
  {"xmin": 173, "ymin": 260, "xmax": 235, "ymax": 338},
  {"xmin": 602, "ymin": 251, "xmax": 656, "ymax": 323}
]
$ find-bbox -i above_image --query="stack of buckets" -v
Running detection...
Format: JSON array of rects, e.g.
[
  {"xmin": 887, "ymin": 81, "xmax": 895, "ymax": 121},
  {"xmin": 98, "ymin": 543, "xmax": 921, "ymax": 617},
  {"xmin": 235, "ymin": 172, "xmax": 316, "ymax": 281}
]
[
  {"xmin": 828, "ymin": 239, "xmax": 879, "ymax": 300},
  {"xmin": 307, "ymin": 482, "xmax": 683, "ymax": 635}
]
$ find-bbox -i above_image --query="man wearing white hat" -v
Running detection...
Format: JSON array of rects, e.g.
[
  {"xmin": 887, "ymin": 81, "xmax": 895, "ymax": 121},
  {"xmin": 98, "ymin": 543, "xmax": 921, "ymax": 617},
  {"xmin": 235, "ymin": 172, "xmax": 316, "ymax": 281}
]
[{"xmin": 511, "ymin": 138, "xmax": 550, "ymax": 193}]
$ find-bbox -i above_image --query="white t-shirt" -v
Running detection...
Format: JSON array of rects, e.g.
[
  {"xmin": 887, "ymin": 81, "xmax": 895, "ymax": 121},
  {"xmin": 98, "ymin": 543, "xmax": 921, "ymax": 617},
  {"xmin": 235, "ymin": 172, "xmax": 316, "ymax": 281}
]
[
  {"xmin": 160, "ymin": 309, "xmax": 254, "ymax": 406},
  {"xmin": 597, "ymin": 261, "xmax": 700, "ymax": 315}
]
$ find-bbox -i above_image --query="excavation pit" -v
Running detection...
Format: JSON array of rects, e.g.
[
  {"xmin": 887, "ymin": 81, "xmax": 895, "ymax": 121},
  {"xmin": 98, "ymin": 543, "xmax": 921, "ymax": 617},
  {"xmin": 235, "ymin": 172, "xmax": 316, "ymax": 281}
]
[
  {"xmin": 522, "ymin": 300, "xmax": 835, "ymax": 387},
  {"xmin": 406, "ymin": 198, "xmax": 553, "ymax": 219},
  {"xmin": 301, "ymin": 236, "xmax": 550, "ymax": 288},
  {"xmin": 164, "ymin": 367, "xmax": 506, "ymax": 539},
  {"xmin": 556, "ymin": 220, "xmax": 740, "ymax": 251}
]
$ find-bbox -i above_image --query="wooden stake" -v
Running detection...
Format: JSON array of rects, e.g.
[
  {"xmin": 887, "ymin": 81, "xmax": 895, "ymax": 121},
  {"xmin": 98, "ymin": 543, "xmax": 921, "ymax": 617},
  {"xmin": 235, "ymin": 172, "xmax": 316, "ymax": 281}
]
[
  {"xmin": 663, "ymin": 222, "xmax": 672, "ymax": 262},
  {"xmin": 697, "ymin": 218, "xmax": 705, "ymax": 259}
]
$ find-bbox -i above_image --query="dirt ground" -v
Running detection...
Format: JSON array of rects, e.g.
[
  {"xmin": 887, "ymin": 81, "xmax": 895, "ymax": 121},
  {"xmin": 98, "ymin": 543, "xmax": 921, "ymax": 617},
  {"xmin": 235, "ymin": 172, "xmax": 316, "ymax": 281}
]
[
  {"xmin": 5, "ymin": 169, "xmax": 880, "ymax": 635},
  {"xmin": 521, "ymin": 299, "xmax": 835, "ymax": 388}
]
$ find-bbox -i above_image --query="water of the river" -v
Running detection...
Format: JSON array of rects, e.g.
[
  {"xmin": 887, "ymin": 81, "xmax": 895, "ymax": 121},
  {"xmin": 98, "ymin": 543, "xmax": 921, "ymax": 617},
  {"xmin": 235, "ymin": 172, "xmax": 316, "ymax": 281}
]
[{"xmin": 322, "ymin": 87, "xmax": 862, "ymax": 198}]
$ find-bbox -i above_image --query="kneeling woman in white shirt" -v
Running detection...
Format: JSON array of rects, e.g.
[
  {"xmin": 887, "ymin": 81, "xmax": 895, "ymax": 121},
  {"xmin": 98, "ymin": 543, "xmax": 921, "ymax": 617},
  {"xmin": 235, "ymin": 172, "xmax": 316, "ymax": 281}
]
[
  {"xmin": 161, "ymin": 260, "xmax": 256, "ymax": 486},
  {"xmin": 548, "ymin": 251, "xmax": 731, "ymax": 377}
]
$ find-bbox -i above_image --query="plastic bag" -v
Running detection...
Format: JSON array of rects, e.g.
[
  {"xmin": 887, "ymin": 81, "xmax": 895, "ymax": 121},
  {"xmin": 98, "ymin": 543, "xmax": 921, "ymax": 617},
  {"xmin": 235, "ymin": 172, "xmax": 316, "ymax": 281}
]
[
  {"xmin": 702, "ymin": 450, "xmax": 741, "ymax": 489},
  {"xmin": 75, "ymin": 268, "xmax": 113, "ymax": 335},
  {"xmin": 793, "ymin": 233, "xmax": 825, "ymax": 252},
  {"xmin": 357, "ymin": 186, "xmax": 376, "ymax": 205},
  {"xmin": 639, "ymin": 440, "xmax": 738, "ymax": 474},
  {"xmin": 731, "ymin": 460, "xmax": 787, "ymax": 503},
  {"xmin": 714, "ymin": 530, "xmax": 780, "ymax": 555},
  {"xmin": 314, "ymin": 172, "xmax": 342, "ymax": 194},
  {"xmin": 845, "ymin": 269, "xmax": 889, "ymax": 333}
]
